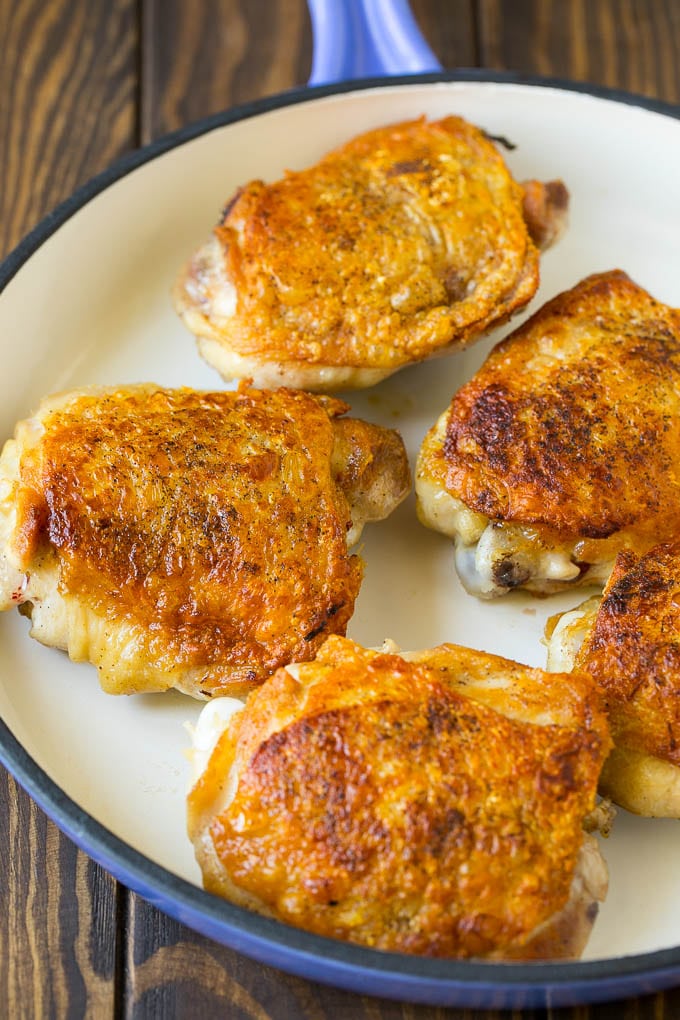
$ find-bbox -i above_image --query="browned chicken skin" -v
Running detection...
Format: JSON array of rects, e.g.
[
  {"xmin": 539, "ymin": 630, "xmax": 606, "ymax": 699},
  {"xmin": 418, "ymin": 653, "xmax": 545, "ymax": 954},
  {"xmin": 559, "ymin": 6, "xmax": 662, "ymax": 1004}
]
[
  {"xmin": 188, "ymin": 636, "xmax": 611, "ymax": 959},
  {"xmin": 174, "ymin": 116, "xmax": 568, "ymax": 391},
  {"xmin": 547, "ymin": 542, "xmax": 680, "ymax": 817},
  {"xmin": 0, "ymin": 385, "xmax": 410, "ymax": 698},
  {"xmin": 416, "ymin": 270, "xmax": 680, "ymax": 597}
]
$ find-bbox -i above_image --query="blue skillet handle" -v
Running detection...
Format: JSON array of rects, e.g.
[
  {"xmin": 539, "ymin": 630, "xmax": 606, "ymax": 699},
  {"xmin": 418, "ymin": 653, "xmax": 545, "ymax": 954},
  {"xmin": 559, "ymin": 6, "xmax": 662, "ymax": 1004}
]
[{"xmin": 307, "ymin": 0, "xmax": 442, "ymax": 86}]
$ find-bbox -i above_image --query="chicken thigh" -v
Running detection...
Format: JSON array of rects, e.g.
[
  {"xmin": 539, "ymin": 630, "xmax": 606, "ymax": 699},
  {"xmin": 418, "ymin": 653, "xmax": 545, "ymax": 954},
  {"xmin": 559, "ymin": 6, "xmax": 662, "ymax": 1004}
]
[
  {"xmin": 417, "ymin": 270, "xmax": 680, "ymax": 597},
  {"xmin": 188, "ymin": 635, "xmax": 610, "ymax": 959},
  {"xmin": 0, "ymin": 384, "xmax": 410, "ymax": 698},
  {"xmin": 547, "ymin": 542, "xmax": 680, "ymax": 817},
  {"xmin": 174, "ymin": 115, "xmax": 568, "ymax": 391}
]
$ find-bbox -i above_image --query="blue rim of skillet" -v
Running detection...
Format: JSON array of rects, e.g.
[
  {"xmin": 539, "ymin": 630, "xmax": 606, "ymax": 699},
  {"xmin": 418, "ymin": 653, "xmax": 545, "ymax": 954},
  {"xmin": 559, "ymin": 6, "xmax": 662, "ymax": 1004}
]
[{"xmin": 1, "ymin": 71, "xmax": 680, "ymax": 1010}]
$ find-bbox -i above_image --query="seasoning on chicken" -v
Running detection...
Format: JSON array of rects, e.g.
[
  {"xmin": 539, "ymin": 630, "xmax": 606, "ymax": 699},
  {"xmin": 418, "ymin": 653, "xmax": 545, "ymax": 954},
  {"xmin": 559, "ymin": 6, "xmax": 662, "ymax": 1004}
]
[
  {"xmin": 546, "ymin": 541, "xmax": 680, "ymax": 817},
  {"xmin": 188, "ymin": 635, "xmax": 611, "ymax": 960},
  {"xmin": 0, "ymin": 384, "xmax": 410, "ymax": 698},
  {"xmin": 174, "ymin": 115, "xmax": 568, "ymax": 391},
  {"xmin": 416, "ymin": 270, "xmax": 680, "ymax": 597}
]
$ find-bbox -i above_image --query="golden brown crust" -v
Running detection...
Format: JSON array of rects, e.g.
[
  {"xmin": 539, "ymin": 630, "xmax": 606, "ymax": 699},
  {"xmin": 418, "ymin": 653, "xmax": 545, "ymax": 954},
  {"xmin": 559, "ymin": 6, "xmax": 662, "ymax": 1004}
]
[
  {"xmin": 2, "ymin": 385, "xmax": 407, "ymax": 697},
  {"xmin": 175, "ymin": 116, "xmax": 550, "ymax": 380},
  {"xmin": 575, "ymin": 542, "xmax": 680, "ymax": 768},
  {"xmin": 420, "ymin": 270, "xmax": 680, "ymax": 546},
  {"xmin": 188, "ymin": 636, "xmax": 610, "ymax": 958}
]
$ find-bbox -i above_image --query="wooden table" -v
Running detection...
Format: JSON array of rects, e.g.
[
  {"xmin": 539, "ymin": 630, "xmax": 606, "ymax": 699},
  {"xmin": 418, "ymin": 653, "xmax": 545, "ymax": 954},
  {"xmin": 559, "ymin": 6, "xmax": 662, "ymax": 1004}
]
[{"xmin": 2, "ymin": 1, "xmax": 680, "ymax": 1016}]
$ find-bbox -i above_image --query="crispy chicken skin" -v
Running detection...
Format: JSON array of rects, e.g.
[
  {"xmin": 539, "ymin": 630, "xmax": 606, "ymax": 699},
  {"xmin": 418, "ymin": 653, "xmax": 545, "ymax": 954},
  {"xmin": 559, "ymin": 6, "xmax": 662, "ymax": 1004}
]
[
  {"xmin": 188, "ymin": 636, "xmax": 610, "ymax": 959},
  {"xmin": 416, "ymin": 270, "xmax": 680, "ymax": 597},
  {"xmin": 173, "ymin": 116, "xmax": 568, "ymax": 391},
  {"xmin": 546, "ymin": 543, "xmax": 680, "ymax": 817},
  {"xmin": 0, "ymin": 385, "xmax": 410, "ymax": 698}
]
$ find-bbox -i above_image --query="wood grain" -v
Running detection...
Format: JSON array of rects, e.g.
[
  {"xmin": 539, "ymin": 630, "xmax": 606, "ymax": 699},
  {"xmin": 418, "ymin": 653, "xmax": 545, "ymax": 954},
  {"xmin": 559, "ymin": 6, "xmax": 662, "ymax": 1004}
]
[
  {"xmin": 0, "ymin": 0, "xmax": 138, "ymax": 255},
  {"xmin": 0, "ymin": 768, "xmax": 119, "ymax": 1018},
  {"xmin": 478, "ymin": 0, "xmax": 680, "ymax": 102},
  {"xmin": 125, "ymin": 899, "xmax": 485, "ymax": 1020},
  {"xmin": 410, "ymin": 0, "xmax": 479, "ymax": 68},
  {"xmin": 139, "ymin": 0, "xmax": 312, "ymax": 143}
]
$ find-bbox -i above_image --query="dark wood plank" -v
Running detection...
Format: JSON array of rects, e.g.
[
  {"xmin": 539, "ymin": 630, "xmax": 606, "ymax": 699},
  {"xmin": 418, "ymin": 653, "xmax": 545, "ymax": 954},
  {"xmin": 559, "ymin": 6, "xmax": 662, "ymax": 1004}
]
[
  {"xmin": 477, "ymin": 0, "xmax": 680, "ymax": 102},
  {"xmin": 124, "ymin": 900, "xmax": 483, "ymax": 1020},
  {"xmin": 410, "ymin": 0, "xmax": 479, "ymax": 68},
  {"xmin": 0, "ymin": 768, "xmax": 119, "ymax": 1018},
  {"xmin": 0, "ymin": 0, "xmax": 138, "ymax": 254},
  {"xmin": 122, "ymin": 896, "xmax": 680, "ymax": 1020},
  {"xmin": 139, "ymin": 0, "xmax": 313, "ymax": 144},
  {"xmin": 0, "ymin": 0, "xmax": 138, "ymax": 1016}
]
